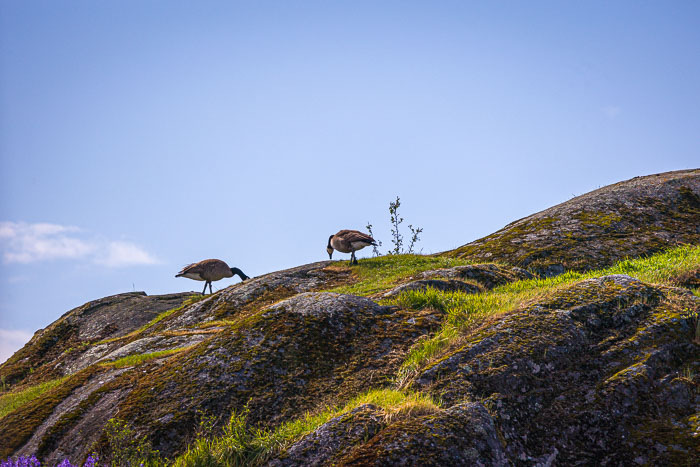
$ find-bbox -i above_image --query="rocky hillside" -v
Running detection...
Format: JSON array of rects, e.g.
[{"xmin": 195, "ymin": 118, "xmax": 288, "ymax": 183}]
[
  {"xmin": 1, "ymin": 170, "xmax": 698, "ymax": 466},
  {"xmin": 444, "ymin": 169, "xmax": 700, "ymax": 276}
]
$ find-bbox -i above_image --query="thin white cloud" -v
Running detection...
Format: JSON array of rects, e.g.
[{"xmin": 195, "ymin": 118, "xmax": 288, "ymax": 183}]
[
  {"xmin": 6, "ymin": 275, "xmax": 30, "ymax": 284},
  {"xmin": 602, "ymin": 105, "xmax": 622, "ymax": 119},
  {"xmin": 0, "ymin": 221, "xmax": 159, "ymax": 267},
  {"xmin": 0, "ymin": 328, "xmax": 33, "ymax": 364},
  {"xmin": 96, "ymin": 241, "xmax": 159, "ymax": 267},
  {"xmin": 0, "ymin": 222, "xmax": 95, "ymax": 263}
]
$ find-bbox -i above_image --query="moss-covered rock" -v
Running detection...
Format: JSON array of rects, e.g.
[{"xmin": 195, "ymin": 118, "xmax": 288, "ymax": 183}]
[
  {"xmin": 268, "ymin": 404, "xmax": 386, "ymax": 467},
  {"xmin": 444, "ymin": 169, "xmax": 700, "ymax": 275},
  {"xmin": 15, "ymin": 289, "xmax": 442, "ymax": 463},
  {"xmin": 337, "ymin": 402, "xmax": 508, "ymax": 466},
  {"xmin": 420, "ymin": 263, "xmax": 534, "ymax": 287},
  {"xmin": 382, "ymin": 264, "xmax": 533, "ymax": 299},
  {"xmin": 412, "ymin": 275, "xmax": 699, "ymax": 465},
  {"xmin": 0, "ymin": 292, "xmax": 193, "ymax": 389},
  {"xmin": 1, "ymin": 171, "xmax": 698, "ymax": 466}
]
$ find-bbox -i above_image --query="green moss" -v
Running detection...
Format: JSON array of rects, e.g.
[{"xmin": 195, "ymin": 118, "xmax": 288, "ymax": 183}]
[
  {"xmin": 100, "ymin": 346, "xmax": 196, "ymax": 369},
  {"xmin": 0, "ymin": 366, "xmax": 102, "ymax": 458},
  {"xmin": 447, "ymin": 216, "xmax": 559, "ymax": 260},
  {"xmin": 105, "ymin": 287, "xmax": 446, "ymax": 460},
  {"xmin": 445, "ymin": 181, "xmax": 700, "ymax": 274},
  {"xmin": 0, "ymin": 376, "xmax": 70, "ymax": 419},
  {"xmin": 631, "ymin": 418, "xmax": 700, "ymax": 465},
  {"xmin": 573, "ymin": 210, "xmax": 623, "ymax": 227},
  {"xmin": 0, "ymin": 320, "xmax": 80, "ymax": 389}
]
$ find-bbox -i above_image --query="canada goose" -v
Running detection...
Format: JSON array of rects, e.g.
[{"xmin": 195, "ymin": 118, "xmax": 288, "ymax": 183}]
[
  {"xmin": 327, "ymin": 229, "xmax": 377, "ymax": 265},
  {"xmin": 176, "ymin": 259, "xmax": 249, "ymax": 295}
]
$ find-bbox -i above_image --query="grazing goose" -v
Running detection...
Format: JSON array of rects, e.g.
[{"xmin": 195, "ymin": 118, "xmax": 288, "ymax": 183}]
[
  {"xmin": 327, "ymin": 229, "xmax": 377, "ymax": 265},
  {"xmin": 176, "ymin": 259, "xmax": 249, "ymax": 295}
]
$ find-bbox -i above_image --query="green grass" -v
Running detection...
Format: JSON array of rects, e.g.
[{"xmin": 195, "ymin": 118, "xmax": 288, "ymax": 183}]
[
  {"xmin": 0, "ymin": 376, "xmax": 69, "ymax": 419},
  {"xmin": 328, "ymin": 254, "xmax": 475, "ymax": 297},
  {"xmin": 100, "ymin": 347, "xmax": 193, "ymax": 369},
  {"xmin": 395, "ymin": 244, "xmax": 700, "ymax": 381},
  {"xmin": 173, "ymin": 388, "xmax": 440, "ymax": 467}
]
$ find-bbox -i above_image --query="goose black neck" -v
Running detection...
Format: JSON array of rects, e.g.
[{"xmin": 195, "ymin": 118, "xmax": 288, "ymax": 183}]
[
  {"xmin": 230, "ymin": 267, "xmax": 249, "ymax": 280},
  {"xmin": 327, "ymin": 234, "xmax": 334, "ymax": 248}
]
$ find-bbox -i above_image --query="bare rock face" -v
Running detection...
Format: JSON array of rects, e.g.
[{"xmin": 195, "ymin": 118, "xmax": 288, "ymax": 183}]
[{"xmin": 445, "ymin": 169, "xmax": 700, "ymax": 275}]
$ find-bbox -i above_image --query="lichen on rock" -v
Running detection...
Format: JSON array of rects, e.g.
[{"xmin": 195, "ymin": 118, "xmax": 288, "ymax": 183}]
[{"xmin": 412, "ymin": 275, "xmax": 699, "ymax": 465}]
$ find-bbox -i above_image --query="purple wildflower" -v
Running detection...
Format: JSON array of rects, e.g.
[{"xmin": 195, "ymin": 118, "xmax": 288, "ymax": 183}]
[
  {"xmin": 1, "ymin": 456, "xmax": 41, "ymax": 467},
  {"xmin": 1, "ymin": 453, "xmax": 99, "ymax": 467},
  {"xmin": 82, "ymin": 454, "xmax": 99, "ymax": 467}
]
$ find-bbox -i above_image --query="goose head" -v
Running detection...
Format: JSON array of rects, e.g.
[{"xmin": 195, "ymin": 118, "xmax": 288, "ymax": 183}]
[{"xmin": 327, "ymin": 235, "xmax": 334, "ymax": 259}]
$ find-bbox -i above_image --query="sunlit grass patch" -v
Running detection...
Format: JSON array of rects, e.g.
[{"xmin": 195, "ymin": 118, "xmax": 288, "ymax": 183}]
[
  {"xmin": 329, "ymin": 254, "xmax": 474, "ymax": 297},
  {"xmin": 0, "ymin": 376, "xmax": 69, "ymax": 419},
  {"xmin": 173, "ymin": 388, "xmax": 440, "ymax": 467},
  {"xmin": 396, "ymin": 244, "xmax": 700, "ymax": 381},
  {"xmin": 198, "ymin": 319, "xmax": 239, "ymax": 329},
  {"xmin": 602, "ymin": 244, "xmax": 700, "ymax": 285},
  {"xmin": 100, "ymin": 346, "xmax": 194, "ymax": 369}
]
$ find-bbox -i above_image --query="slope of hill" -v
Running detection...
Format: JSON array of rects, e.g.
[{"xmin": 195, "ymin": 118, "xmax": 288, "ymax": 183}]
[
  {"xmin": 1, "ymin": 170, "xmax": 698, "ymax": 466},
  {"xmin": 444, "ymin": 169, "xmax": 700, "ymax": 276}
]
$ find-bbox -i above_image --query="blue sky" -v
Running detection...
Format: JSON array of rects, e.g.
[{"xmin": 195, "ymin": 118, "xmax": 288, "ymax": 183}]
[{"xmin": 1, "ymin": 1, "xmax": 698, "ymax": 363}]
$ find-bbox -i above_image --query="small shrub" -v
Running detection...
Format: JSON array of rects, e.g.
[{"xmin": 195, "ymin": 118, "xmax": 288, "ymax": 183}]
[
  {"xmin": 103, "ymin": 418, "xmax": 164, "ymax": 467},
  {"xmin": 388, "ymin": 196, "xmax": 423, "ymax": 255},
  {"xmin": 365, "ymin": 222, "xmax": 382, "ymax": 257}
]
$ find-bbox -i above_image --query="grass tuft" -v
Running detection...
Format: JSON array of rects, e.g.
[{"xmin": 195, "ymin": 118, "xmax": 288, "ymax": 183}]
[
  {"xmin": 173, "ymin": 389, "xmax": 439, "ymax": 466},
  {"xmin": 328, "ymin": 254, "xmax": 474, "ymax": 297},
  {"xmin": 396, "ymin": 244, "xmax": 700, "ymax": 381},
  {"xmin": 0, "ymin": 376, "xmax": 69, "ymax": 420}
]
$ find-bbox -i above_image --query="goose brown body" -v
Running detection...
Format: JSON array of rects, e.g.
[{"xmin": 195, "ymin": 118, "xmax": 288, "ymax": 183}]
[
  {"xmin": 176, "ymin": 259, "xmax": 249, "ymax": 294},
  {"xmin": 327, "ymin": 229, "xmax": 377, "ymax": 264}
]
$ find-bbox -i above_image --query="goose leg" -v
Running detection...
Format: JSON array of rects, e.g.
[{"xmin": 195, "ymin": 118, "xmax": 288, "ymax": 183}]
[
  {"xmin": 209, "ymin": 282, "xmax": 213, "ymax": 294},
  {"xmin": 351, "ymin": 251, "xmax": 357, "ymax": 265},
  {"xmin": 202, "ymin": 282, "xmax": 209, "ymax": 295}
]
